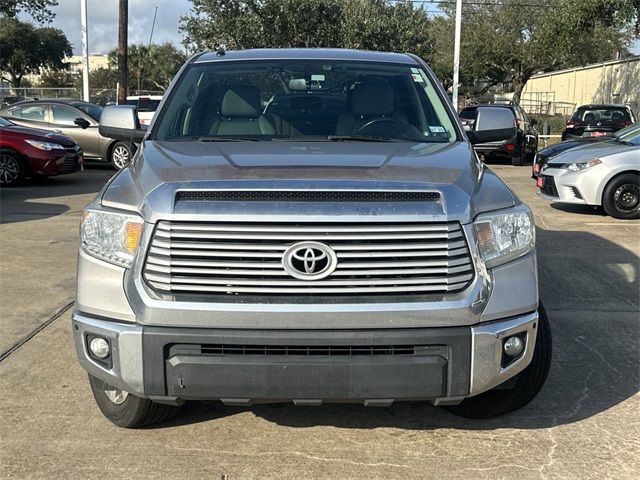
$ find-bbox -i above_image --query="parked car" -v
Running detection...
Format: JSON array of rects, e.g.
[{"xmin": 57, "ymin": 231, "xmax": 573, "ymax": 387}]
[
  {"xmin": 562, "ymin": 104, "xmax": 635, "ymax": 140},
  {"xmin": 459, "ymin": 104, "xmax": 538, "ymax": 166},
  {"xmin": 537, "ymin": 132, "xmax": 640, "ymax": 219},
  {"xmin": 125, "ymin": 95, "xmax": 163, "ymax": 126},
  {"xmin": 74, "ymin": 48, "xmax": 551, "ymax": 428},
  {"xmin": 533, "ymin": 121, "xmax": 640, "ymax": 178},
  {"xmin": 0, "ymin": 116, "xmax": 82, "ymax": 185},
  {"xmin": 0, "ymin": 99, "xmax": 134, "ymax": 169}
]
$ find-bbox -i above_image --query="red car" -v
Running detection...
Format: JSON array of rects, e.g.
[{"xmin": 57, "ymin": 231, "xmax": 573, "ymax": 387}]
[{"xmin": 0, "ymin": 116, "xmax": 83, "ymax": 185}]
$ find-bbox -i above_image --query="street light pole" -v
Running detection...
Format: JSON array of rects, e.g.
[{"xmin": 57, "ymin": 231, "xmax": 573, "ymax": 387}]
[
  {"xmin": 452, "ymin": 0, "xmax": 463, "ymax": 110},
  {"xmin": 80, "ymin": 0, "xmax": 90, "ymax": 102}
]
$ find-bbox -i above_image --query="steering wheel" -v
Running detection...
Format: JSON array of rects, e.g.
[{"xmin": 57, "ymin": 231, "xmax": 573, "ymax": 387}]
[{"xmin": 355, "ymin": 117, "xmax": 423, "ymax": 140}]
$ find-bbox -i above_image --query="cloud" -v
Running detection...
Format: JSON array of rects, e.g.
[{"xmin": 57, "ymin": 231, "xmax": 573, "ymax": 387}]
[{"xmin": 41, "ymin": 0, "xmax": 193, "ymax": 54}]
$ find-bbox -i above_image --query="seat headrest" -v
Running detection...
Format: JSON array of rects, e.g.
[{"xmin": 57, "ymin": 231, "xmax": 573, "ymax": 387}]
[
  {"xmin": 221, "ymin": 86, "xmax": 261, "ymax": 117},
  {"xmin": 351, "ymin": 83, "xmax": 394, "ymax": 116}
]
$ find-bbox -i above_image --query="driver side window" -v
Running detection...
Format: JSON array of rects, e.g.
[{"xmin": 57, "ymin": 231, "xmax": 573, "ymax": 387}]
[{"xmin": 51, "ymin": 105, "xmax": 79, "ymax": 126}]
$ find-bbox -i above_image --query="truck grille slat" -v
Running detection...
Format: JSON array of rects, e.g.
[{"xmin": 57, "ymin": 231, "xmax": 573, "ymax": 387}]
[{"xmin": 143, "ymin": 220, "xmax": 475, "ymax": 297}]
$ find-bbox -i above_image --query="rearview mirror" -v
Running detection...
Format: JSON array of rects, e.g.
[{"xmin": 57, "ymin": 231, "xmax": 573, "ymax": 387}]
[
  {"xmin": 466, "ymin": 107, "xmax": 517, "ymax": 145},
  {"xmin": 99, "ymin": 105, "xmax": 146, "ymax": 141}
]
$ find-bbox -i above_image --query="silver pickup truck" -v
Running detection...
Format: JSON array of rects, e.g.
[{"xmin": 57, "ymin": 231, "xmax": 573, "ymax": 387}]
[{"xmin": 74, "ymin": 48, "xmax": 551, "ymax": 428}]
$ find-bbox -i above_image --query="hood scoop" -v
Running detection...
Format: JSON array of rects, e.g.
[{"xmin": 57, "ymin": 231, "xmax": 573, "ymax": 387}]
[{"xmin": 176, "ymin": 190, "xmax": 442, "ymax": 203}]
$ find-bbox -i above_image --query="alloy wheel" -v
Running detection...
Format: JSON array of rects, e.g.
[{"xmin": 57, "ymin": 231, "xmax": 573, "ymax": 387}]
[
  {"xmin": 0, "ymin": 154, "xmax": 20, "ymax": 184},
  {"xmin": 112, "ymin": 145, "xmax": 130, "ymax": 169}
]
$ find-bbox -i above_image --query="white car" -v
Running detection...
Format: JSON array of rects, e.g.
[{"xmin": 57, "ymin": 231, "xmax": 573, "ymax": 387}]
[
  {"xmin": 537, "ymin": 130, "xmax": 639, "ymax": 219},
  {"xmin": 124, "ymin": 95, "xmax": 163, "ymax": 126}
]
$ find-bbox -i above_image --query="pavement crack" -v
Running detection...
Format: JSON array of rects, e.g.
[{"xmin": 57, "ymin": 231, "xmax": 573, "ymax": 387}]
[{"xmin": 0, "ymin": 301, "xmax": 74, "ymax": 363}]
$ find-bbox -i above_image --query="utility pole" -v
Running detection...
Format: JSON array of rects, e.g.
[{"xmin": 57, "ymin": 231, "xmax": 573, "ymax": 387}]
[
  {"xmin": 80, "ymin": 0, "xmax": 90, "ymax": 102},
  {"xmin": 452, "ymin": 0, "xmax": 463, "ymax": 110},
  {"xmin": 117, "ymin": 0, "xmax": 128, "ymax": 104}
]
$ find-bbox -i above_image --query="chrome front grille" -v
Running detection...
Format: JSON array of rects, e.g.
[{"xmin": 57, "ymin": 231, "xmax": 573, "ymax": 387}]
[{"xmin": 143, "ymin": 221, "xmax": 474, "ymax": 297}]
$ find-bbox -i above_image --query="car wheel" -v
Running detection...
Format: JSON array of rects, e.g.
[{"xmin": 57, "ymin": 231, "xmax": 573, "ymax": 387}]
[
  {"xmin": 88, "ymin": 374, "xmax": 179, "ymax": 428},
  {"xmin": 0, "ymin": 149, "xmax": 26, "ymax": 186},
  {"xmin": 444, "ymin": 303, "xmax": 552, "ymax": 419},
  {"xmin": 110, "ymin": 141, "xmax": 132, "ymax": 170},
  {"xmin": 602, "ymin": 173, "xmax": 640, "ymax": 220}
]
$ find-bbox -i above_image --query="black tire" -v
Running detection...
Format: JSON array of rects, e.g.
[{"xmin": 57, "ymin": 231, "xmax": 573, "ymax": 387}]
[
  {"xmin": 110, "ymin": 141, "xmax": 133, "ymax": 170},
  {"xmin": 512, "ymin": 147, "xmax": 525, "ymax": 166},
  {"xmin": 445, "ymin": 303, "xmax": 552, "ymax": 419},
  {"xmin": 0, "ymin": 149, "xmax": 26, "ymax": 186},
  {"xmin": 88, "ymin": 374, "xmax": 179, "ymax": 428},
  {"xmin": 602, "ymin": 173, "xmax": 640, "ymax": 220}
]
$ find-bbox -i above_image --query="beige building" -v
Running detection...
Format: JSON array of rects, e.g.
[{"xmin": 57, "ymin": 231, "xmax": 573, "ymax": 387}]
[
  {"xmin": 521, "ymin": 56, "xmax": 640, "ymax": 116},
  {"xmin": 63, "ymin": 54, "xmax": 111, "ymax": 73}
]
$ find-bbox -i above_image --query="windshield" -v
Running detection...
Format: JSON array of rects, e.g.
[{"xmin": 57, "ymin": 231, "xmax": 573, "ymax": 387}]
[
  {"xmin": 154, "ymin": 60, "xmax": 457, "ymax": 143},
  {"xmin": 613, "ymin": 122, "xmax": 640, "ymax": 145},
  {"xmin": 0, "ymin": 117, "xmax": 13, "ymax": 126},
  {"xmin": 75, "ymin": 103, "xmax": 103, "ymax": 121}
]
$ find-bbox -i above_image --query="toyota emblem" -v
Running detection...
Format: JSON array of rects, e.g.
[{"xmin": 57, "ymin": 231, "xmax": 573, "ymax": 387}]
[{"xmin": 282, "ymin": 241, "xmax": 338, "ymax": 280}]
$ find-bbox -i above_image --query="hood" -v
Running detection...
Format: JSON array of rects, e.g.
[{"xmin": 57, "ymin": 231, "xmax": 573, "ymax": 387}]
[
  {"xmin": 101, "ymin": 140, "xmax": 518, "ymax": 223},
  {"xmin": 0, "ymin": 124, "xmax": 77, "ymax": 147},
  {"xmin": 546, "ymin": 140, "xmax": 636, "ymax": 165},
  {"xmin": 538, "ymin": 137, "xmax": 604, "ymax": 158}
]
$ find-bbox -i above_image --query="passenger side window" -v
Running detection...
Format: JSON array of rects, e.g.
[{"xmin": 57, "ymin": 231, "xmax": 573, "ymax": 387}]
[
  {"xmin": 11, "ymin": 105, "xmax": 47, "ymax": 122},
  {"xmin": 51, "ymin": 105, "xmax": 80, "ymax": 126}
]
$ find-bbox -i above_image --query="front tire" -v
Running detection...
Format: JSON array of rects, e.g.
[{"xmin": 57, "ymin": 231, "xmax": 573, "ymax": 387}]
[
  {"xmin": 512, "ymin": 147, "xmax": 525, "ymax": 166},
  {"xmin": 110, "ymin": 141, "xmax": 133, "ymax": 170},
  {"xmin": 88, "ymin": 374, "xmax": 179, "ymax": 428},
  {"xmin": 0, "ymin": 149, "xmax": 25, "ymax": 186},
  {"xmin": 602, "ymin": 173, "xmax": 640, "ymax": 220},
  {"xmin": 445, "ymin": 303, "xmax": 552, "ymax": 419}
]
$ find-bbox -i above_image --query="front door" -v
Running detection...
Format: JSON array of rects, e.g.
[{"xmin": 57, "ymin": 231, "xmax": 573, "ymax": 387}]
[{"xmin": 49, "ymin": 105, "xmax": 102, "ymax": 159}]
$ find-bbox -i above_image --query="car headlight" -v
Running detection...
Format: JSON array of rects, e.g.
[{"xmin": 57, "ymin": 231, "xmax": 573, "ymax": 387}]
[
  {"xmin": 80, "ymin": 209, "xmax": 143, "ymax": 268},
  {"xmin": 25, "ymin": 139, "xmax": 65, "ymax": 151},
  {"xmin": 561, "ymin": 159, "xmax": 602, "ymax": 172},
  {"xmin": 474, "ymin": 207, "xmax": 535, "ymax": 268}
]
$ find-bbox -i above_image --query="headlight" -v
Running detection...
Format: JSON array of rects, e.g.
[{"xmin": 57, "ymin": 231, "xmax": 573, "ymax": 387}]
[
  {"xmin": 474, "ymin": 207, "xmax": 535, "ymax": 268},
  {"xmin": 25, "ymin": 139, "xmax": 64, "ymax": 151},
  {"xmin": 561, "ymin": 159, "xmax": 602, "ymax": 172},
  {"xmin": 80, "ymin": 209, "xmax": 143, "ymax": 268}
]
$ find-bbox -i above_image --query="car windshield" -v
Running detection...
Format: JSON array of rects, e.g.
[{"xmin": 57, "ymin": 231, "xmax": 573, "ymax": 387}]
[
  {"xmin": 571, "ymin": 106, "xmax": 631, "ymax": 125},
  {"xmin": 75, "ymin": 103, "xmax": 103, "ymax": 121},
  {"xmin": 613, "ymin": 122, "xmax": 640, "ymax": 145},
  {"xmin": 0, "ymin": 117, "xmax": 13, "ymax": 126},
  {"xmin": 153, "ymin": 60, "xmax": 457, "ymax": 143}
]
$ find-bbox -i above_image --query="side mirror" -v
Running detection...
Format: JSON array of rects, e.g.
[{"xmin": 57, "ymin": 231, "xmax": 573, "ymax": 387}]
[
  {"xmin": 99, "ymin": 105, "xmax": 146, "ymax": 141},
  {"xmin": 466, "ymin": 107, "xmax": 517, "ymax": 145},
  {"xmin": 74, "ymin": 117, "xmax": 90, "ymax": 129}
]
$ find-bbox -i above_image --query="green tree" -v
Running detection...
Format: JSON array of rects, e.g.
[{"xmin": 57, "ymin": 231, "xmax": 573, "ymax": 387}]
[
  {"xmin": 437, "ymin": 0, "xmax": 637, "ymax": 103},
  {"xmin": 38, "ymin": 69, "xmax": 78, "ymax": 88},
  {"xmin": 0, "ymin": 17, "xmax": 72, "ymax": 87},
  {"xmin": 180, "ymin": 0, "xmax": 432, "ymax": 58},
  {"xmin": 0, "ymin": 0, "xmax": 58, "ymax": 23},
  {"xmin": 107, "ymin": 43, "xmax": 187, "ymax": 93}
]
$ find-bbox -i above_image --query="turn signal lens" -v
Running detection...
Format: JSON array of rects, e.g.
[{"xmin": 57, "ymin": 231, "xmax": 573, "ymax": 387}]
[{"xmin": 123, "ymin": 221, "xmax": 142, "ymax": 253}]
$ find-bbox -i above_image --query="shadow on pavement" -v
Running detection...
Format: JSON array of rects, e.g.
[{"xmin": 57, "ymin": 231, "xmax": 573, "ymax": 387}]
[
  {"xmin": 549, "ymin": 202, "xmax": 607, "ymax": 217},
  {"xmin": 148, "ymin": 227, "xmax": 639, "ymax": 431},
  {"xmin": 0, "ymin": 165, "xmax": 114, "ymax": 224}
]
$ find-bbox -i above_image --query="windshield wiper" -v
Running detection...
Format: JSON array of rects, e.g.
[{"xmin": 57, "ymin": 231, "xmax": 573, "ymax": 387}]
[
  {"xmin": 327, "ymin": 135, "xmax": 396, "ymax": 142},
  {"xmin": 198, "ymin": 136, "xmax": 263, "ymax": 142}
]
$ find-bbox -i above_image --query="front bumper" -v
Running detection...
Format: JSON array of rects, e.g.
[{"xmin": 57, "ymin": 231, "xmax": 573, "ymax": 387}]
[
  {"xmin": 538, "ymin": 163, "xmax": 609, "ymax": 205},
  {"xmin": 73, "ymin": 310, "xmax": 539, "ymax": 405}
]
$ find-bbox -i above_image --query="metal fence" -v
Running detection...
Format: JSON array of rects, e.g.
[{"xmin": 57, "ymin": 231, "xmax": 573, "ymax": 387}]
[{"xmin": 1, "ymin": 87, "xmax": 163, "ymax": 106}]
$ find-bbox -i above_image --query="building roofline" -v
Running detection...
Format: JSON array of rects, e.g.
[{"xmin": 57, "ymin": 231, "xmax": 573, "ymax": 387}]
[{"xmin": 530, "ymin": 56, "xmax": 640, "ymax": 79}]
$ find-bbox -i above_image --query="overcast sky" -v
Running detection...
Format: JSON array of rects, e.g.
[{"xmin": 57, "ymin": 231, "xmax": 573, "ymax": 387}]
[
  {"xmin": 28, "ymin": 0, "xmax": 640, "ymax": 56},
  {"xmin": 44, "ymin": 0, "xmax": 192, "ymax": 55}
]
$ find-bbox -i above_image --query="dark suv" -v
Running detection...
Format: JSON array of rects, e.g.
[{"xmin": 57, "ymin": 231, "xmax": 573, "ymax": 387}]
[
  {"xmin": 562, "ymin": 104, "xmax": 635, "ymax": 140},
  {"xmin": 459, "ymin": 104, "xmax": 538, "ymax": 166}
]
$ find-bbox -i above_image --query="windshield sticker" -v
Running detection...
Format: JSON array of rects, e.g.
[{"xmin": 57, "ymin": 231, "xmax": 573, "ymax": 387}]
[
  {"xmin": 428, "ymin": 126, "xmax": 446, "ymax": 133},
  {"xmin": 412, "ymin": 73, "xmax": 424, "ymax": 83}
]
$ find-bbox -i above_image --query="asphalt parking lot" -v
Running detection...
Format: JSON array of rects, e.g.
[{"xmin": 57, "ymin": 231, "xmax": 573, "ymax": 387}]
[{"xmin": 1, "ymin": 163, "xmax": 638, "ymax": 479}]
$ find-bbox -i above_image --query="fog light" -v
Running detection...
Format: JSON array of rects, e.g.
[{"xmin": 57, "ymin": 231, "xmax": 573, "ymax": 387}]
[
  {"xmin": 89, "ymin": 337, "xmax": 110, "ymax": 359},
  {"xmin": 503, "ymin": 336, "xmax": 524, "ymax": 357}
]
